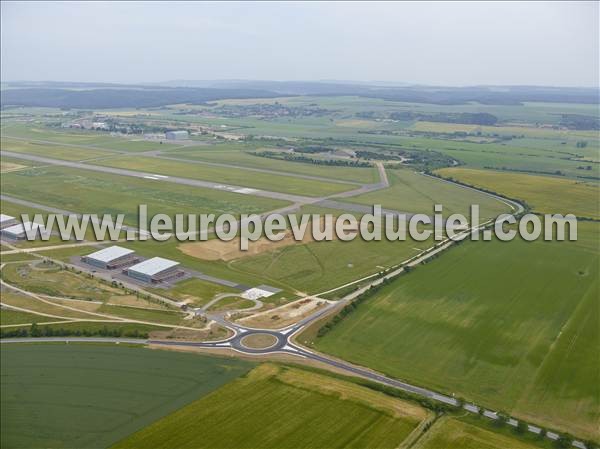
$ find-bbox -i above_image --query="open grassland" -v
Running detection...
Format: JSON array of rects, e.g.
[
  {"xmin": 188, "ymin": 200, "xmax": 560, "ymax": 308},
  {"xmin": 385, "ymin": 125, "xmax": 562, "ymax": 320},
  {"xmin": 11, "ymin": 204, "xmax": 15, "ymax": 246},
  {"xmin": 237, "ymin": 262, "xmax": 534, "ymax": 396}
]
[
  {"xmin": 0, "ymin": 344, "xmax": 254, "ymax": 449},
  {"xmin": 436, "ymin": 167, "xmax": 600, "ymax": 219},
  {"xmin": 1, "ymin": 137, "xmax": 117, "ymax": 161},
  {"xmin": 313, "ymin": 222, "xmax": 600, "ymax": 440},
  {"xmin": 413, "ymin": 417, "xmax": 544, "ymax": 449},
  {"xmin": 0, "ymin": 309, "xmax": 57, "ymax": 325},
  {"xmin": 229, "ymin": 226, "xmax": 431, "ymax": 294},
  {"xmin": 148, "ymin": 277, "xmax": 240, "ymax": 307},
  {"xmin": 0, "ymin": 291, "xmax": 102, "ymax": 320},
  {"xmin": 346, "ymin": 168, "xmax": 510, "ymax": 219},
  {"xmin": 167, "ymin": 144, "xmax": 378, "ymax": 183},
  {"xmin": 113, "ymin": 363, "xmax": 428, "ymax": 449},
  {"xmin": 1, "ymin": 123, "xmax": 168, "ymax": 152},
  {"xmin": 0, "ymin": 165, "xmax": 289, "ymax": 224},
  {"xmin": 2, "ymin": 261, "xmax": 131, "ymax": 302},
  {"xmin": 93, "ymin": 154, "xmax": 354, "ymax": 196}
]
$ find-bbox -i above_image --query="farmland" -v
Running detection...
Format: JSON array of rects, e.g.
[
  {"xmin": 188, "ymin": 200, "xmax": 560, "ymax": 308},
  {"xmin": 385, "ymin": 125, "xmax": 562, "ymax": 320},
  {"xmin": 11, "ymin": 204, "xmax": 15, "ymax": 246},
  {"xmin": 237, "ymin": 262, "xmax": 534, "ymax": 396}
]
[
  {"xmin": 436, "ymin": 167, "xmax": 600, "ymax": 219},
  {"xmin": 312, "ymin": 222, "xmax": 600, "ymax": 440},
  {"xmin": 1, "ymin": 85, "xmax": 599, "ymax": 448},
  {"xmin": 0, "ymin": 344, "xmax": 254, "ymax": 449},
  {"xmin": 413, "ymin": 417, "xmax": 544, "ymax": 449},
  {"xmin": 112, "ymin": 363, "xmax": 429, "ymax": 449}
]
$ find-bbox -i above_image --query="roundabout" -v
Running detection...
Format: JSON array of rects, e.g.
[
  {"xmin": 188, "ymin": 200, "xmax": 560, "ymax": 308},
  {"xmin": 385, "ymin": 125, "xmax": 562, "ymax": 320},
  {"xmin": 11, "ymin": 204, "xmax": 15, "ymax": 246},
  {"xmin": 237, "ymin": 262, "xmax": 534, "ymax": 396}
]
[{"xmin": 229, "ymin": 330, "xmax": 287, "ymax": 354}]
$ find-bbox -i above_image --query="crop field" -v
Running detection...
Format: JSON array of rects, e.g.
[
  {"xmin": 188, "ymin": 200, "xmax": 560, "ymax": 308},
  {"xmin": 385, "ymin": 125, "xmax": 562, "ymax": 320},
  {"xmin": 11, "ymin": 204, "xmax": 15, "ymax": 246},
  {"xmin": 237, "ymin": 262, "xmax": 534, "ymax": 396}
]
[
  {"xmin": 113, "ymin": 363, "xmax": 428, "ymax": 449},
  {"xmin": 436, "ymin": 167, "xmax": 600, "ymax": 219},
  {"xmin": 1, "ymin": 137, "xmax": 117, "ymax": 161},
  {"xmin": 412, "ymin": 120, "xmax": 599, "ymax": 140},
  {"xmin": 346, "ymin": 168, "xmax": 510, "ymax": 219},
  {"xmin": 0, "ymin": 165, "xmax": 289, "ymax": 225},
  {"xmin": 92, "ymin": 154, "xmax": 355, "ymax": 197},
  {"xmin": 313, "ymin": 222, "xmax": 599, "ymax": 440},
  {"xmin": 413, "ymin": 417, "xmax": 543, "ymax": 449},
  {"xmin": 0, "ymin": 344, "xmax": 254, "ymax": 449}
]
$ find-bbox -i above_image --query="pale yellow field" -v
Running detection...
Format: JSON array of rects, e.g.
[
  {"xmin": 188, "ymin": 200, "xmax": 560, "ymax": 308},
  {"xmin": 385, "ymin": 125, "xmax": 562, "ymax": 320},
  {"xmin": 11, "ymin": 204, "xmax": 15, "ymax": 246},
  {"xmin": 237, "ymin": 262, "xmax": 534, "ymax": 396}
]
[{"xmin": 437, "ymin": 167, "xmax": 600, "ymax": 219}]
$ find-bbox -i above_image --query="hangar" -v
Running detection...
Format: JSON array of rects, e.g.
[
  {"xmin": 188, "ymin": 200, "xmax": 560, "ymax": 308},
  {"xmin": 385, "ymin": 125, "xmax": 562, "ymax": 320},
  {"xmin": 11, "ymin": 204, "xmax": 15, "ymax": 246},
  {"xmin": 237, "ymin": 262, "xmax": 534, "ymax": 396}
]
[
  {"xmin": 82, "ymin": 246, "xmax": 136, "ymax": 269},
  {"xmin": 0, "ymin": 214, "xmax": 18, "ymax": 229},
  {"xmin": 165, "ymin": 130, "xmax": 188, "ymax": 140},
  {"xmin": 126, "ymin": 257, "xmax": 181, "ymax": 283},
  {"xmin": 1, "ymin": 221, "xmax": 47, "ymax": 240}
]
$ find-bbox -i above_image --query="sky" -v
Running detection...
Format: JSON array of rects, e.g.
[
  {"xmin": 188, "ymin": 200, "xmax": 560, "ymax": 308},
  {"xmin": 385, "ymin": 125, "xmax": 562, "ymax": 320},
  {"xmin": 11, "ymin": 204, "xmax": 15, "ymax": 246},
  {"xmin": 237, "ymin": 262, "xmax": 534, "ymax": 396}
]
[{"xmin": 1, "ymin": 1, "xmax": 598, "ymax": 87}]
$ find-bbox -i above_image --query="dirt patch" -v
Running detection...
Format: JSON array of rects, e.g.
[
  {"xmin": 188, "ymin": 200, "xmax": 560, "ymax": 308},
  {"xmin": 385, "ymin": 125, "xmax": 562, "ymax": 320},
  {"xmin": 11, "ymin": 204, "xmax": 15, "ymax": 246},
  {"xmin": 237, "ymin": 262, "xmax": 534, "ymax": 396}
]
[
  {"xmin": 106, "ymin": 295, "xmax": 168, "ymax": 310},
  {"xmin": 178, "ymin": 217, "xmax": 358, "ymax": 262},
  {"xmin": 149, "ymin": 323, "xmax": 231, "ymax": 341},
  {"xmin": 1, "ymin": 161, "xmax": 28, "ymax": 173},
  {"xmin": 237, "ymin": 297, "xmax": 329, "ymax": 329}
]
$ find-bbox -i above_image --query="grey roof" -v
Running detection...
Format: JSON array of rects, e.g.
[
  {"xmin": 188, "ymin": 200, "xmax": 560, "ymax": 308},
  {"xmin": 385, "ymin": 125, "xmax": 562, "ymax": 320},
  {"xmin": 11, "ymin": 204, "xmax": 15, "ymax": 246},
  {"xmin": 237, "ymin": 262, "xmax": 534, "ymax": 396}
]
[
  {"xmin": 127, "ymin": 257, "xmax": 179, "ymax": 276},
  {"xmin": 0, "ymin": 214, "xmax": 15, "ymax": 223},
  {"xmin": 85, "ymin": 246, "xmax": 134, "ymax": 263},
  {"xmin": 2, "ymin": 221, "xmax": 45, "ymax": 236}
]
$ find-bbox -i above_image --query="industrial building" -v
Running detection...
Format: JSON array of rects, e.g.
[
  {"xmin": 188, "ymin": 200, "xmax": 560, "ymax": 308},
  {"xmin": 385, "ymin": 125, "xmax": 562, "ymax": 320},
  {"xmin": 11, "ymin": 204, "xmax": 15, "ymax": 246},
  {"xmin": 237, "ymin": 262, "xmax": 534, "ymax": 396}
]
[
  {"xmin": 125, "ymin": 257, "xmax": 181, "ymax": 283},
  {"xmin": 82, "ymin": 246, "xmax": 136, "ymax": 269},
  {"xmin": 1, "ymin": 221, "xmax": 47, "ymax": 240},
  {"xmin": 165, "ymin": 130, "xmax": 188, "ymax": 140},
  {"xmin": 0, "ymin": 214, "xmax": 18, "ymax": 229}
]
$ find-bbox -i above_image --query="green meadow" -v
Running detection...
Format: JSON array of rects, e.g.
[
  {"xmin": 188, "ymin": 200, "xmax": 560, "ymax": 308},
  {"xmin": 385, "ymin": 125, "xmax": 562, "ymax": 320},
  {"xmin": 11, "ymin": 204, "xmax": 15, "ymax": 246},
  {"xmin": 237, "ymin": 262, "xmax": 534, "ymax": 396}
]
[
  {"xmin": 346, "ymin": 168, "xmax": 510, "ymax": 219},
  {"xmin": 92, "ymin": 154, "xmax": 355, "ymax": 196},
  {"xmin": 0, "ymin": 344, "xmax": 254, "ymax": 449},
  {"xmin": 0, "ymin": 165, "xmax": 289, "ymax": 224},
  {"xmin": 1, "ymin": 137, "xmax": 117, "ymax": 161},
  {"xmin": 313, "ymin": 222, "xmax": 599, "ymax": 440}
]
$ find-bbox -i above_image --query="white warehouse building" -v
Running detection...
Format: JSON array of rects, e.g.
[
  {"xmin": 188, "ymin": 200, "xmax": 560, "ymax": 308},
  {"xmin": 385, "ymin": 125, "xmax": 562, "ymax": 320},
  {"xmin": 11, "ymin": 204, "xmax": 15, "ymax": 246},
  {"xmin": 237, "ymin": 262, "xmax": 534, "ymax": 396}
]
[
  {"xmin": 0, "ymin": 214, "xmax": 18, "ymax": 229},
  {"xmin": 126, "ymin": 257, "xmax": 180, "ymax": 283},
  {"xmin": 1, "ymin": 221, "xmax": 47, "ymax": 240},
  {"xmin": 165, "ymin": 130, "xmax": 188, "ymax": 140},
  {"xmin": 82, "ymin": 246, "xmax": 136, "ymax": 269}
]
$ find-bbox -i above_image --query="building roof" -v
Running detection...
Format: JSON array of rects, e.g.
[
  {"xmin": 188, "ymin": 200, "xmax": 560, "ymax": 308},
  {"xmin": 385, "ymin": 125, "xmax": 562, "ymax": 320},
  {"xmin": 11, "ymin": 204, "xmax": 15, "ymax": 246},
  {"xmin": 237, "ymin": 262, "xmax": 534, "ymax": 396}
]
[
  {"xmin": 85, "ymin": 246, "xmax": 134, "ymax": 263},
  {"xmin": 127, "ymin": 257, "xmax": 179, "ymax": 276},
  {"xmin": 0, "ymin": 214, "xmax": 15, "ymax": 223},
  {"xmin": 2, "ymin": 221, "xmax": 45, "ymax": 236}
]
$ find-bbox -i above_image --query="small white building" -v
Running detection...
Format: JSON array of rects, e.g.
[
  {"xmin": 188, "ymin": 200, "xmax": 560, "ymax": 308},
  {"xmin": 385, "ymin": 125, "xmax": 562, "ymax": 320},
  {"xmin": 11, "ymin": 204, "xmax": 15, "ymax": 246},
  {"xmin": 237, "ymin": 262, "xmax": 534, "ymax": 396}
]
[
  {"xmin": 82, "ymin": 246, "xmax": 136, "ymax": 269},
  {"xmin": 165, "ymin": 130, "xmax": 189, "ymax": 140},
  {"xmin": 126, "ymin": 257, "xmax": 180, "ymax": 283},
  {"xmin": 1, "ymin": 221, "xmax": 47, "ymax": 240},
  {"xmin": 0, "ymin": 214, "xmax": 18, "ymax": 229}
]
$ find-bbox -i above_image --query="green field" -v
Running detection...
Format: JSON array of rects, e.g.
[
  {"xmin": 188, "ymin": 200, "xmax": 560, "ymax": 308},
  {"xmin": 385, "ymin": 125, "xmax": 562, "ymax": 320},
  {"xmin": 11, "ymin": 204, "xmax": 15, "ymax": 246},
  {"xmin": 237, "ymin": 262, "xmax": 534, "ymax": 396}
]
[
  {"xmin": 1, "ymin": 137, "xmax": 117, "ymax": 161},
  {"xmin": 346, "ymin": 168, "xmax": 510, "ymax": 219},
  {"xmin": 1, "ymin": 165, "xmax": 289, "ymax": 225},
  {"xmin": 413, "ymin": 417, "xmax": 543, "ymax": 449},
  {"xmin": 93, "ymin": 154, "xmax": 355, "ymax": 197},
  {"xmin": 0, "ymin": 344, "xmax": 254, "ymax": 449},
  {"xmin": 112, "ymin": 363, "xmax": 428, "ymax": 449},
  {"xmin": 0, "ymin": 309, "xmax": 57, "ymax": 325},
  {"xmin": 312, "ymin": 222, "xmax": 599, "ymax": 440},
  {"xmin": 437, "ymin": 167, "xmax": 600, "ymax": 219},
  {"xmin": 166, "ymin": 144, "xmax": 378, "ymax": 183}
]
